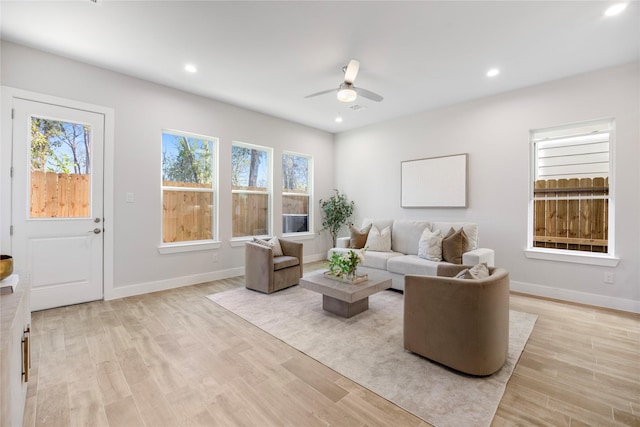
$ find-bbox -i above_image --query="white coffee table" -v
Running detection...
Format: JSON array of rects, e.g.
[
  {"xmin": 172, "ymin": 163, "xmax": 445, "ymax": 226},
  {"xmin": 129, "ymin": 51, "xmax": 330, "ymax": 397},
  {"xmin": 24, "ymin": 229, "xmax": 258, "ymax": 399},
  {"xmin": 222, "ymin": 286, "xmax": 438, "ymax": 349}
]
[{"xmin": 300, "ymin": 270, "xmax": 392, "ymax": 318}]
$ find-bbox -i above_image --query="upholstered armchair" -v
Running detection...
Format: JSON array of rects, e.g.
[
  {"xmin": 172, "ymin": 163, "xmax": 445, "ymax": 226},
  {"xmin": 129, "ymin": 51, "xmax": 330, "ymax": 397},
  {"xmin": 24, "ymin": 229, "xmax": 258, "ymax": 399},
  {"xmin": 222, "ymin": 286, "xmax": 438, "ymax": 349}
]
[
  {"xmin": 245, "ymin": 239, "xmax": 303, "ymax": 294},
  {"xmin": 403, "ymin": 264, "xmax": 510, "ymax": 376}
]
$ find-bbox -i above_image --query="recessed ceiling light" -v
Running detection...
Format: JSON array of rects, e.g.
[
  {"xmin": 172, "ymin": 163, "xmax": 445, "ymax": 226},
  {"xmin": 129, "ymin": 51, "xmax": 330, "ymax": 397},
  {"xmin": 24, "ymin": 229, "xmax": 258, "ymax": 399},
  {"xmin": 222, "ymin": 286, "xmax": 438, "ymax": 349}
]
[
  {"xmin": 604, "ymin": 3, "xmax": 627, "ymax": 16},
  {"xmin": 335, "ymin": 116, "xmax": 343, "ymax": 123},
  {"xmin": 184, "ymin": 64, "xmax": 197, "ymax": 73},
  {"xmin": 487, "ymin": 68, "xmax": 500, "ymax": 77}
]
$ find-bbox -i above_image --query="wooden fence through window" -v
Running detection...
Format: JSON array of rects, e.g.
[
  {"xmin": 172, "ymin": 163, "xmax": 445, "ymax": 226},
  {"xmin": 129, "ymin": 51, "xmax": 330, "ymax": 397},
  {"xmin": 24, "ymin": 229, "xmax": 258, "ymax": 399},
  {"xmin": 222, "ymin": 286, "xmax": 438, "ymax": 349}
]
[
  {"xmin": 533, "ymin": 177, "xmax": 608, "ymax": 252},
  {"xmin": 30, "ymin": 170, "xmax": 90, "ymax": 218},
  {"xmin": 232, "ymin": 186, "xmax": 268, "ymax": 237},
  {"xmin": 163, "ymin": 181, "xmax": 213, "ymax": 243}
]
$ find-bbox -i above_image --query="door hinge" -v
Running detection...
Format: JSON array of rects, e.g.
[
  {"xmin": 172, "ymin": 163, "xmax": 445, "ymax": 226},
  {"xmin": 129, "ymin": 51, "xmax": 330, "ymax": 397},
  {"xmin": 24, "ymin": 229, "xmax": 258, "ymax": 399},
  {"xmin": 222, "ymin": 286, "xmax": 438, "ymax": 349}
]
[
  {"xmin": 10, "ymin": 225, "xmax": 14, "ymax": 236},
  {"xmin": 10, "ymin": 167, "xmax": 13, "ymax": 178},
  {"xmin": 11, "ymin": 108, "xmax": 14, "ymax": 120}
]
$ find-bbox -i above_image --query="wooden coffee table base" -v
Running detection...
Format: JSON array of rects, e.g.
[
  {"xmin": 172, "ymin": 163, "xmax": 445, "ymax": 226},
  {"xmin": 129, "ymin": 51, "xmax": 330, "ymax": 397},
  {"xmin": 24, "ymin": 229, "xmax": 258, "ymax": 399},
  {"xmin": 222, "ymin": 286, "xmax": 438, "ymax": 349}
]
[{"xmin": 323, "ymin": 294, "xmax": 368, "ymax": 318}]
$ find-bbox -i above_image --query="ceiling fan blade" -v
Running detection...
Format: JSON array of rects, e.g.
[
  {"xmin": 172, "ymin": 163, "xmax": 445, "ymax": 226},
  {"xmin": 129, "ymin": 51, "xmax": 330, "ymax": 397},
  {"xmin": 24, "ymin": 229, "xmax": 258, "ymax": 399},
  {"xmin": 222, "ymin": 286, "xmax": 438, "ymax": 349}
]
[
  {"xmin": 304, "ymin": 88, "xmax": 338, "ymax": 98},
  {"xmin": 343, "ymin": 59, "xmax": 360, "ymax": 85},
  {"xmin": 355, "ymin": 87, "xmax": 384, "ymax": 102}
]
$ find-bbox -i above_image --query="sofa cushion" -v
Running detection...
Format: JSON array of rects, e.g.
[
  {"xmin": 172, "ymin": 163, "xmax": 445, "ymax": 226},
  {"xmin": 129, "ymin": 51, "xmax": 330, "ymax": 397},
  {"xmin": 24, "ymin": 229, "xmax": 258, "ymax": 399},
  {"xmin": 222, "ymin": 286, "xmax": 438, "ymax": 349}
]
[
  {"xmin": 253, "ymin": 236, "xmax": 284, "ymax": 256},
  {"xmin": 442, "ymin": 227, "xmax": 470, "ymax": 264},
  {"xmin": 387, "ymin": 255, "xmax": 440, "ymax": 276},
  {"xmin": 432, "ymin": 222, "xmax": 478, "ymax": 250},
  {"xmin": 365, "ymin": 225, "xmax": 392, "ymax": 252},
  {"xmin": 390, "ymin": 219, "xmax": 431, "ymax": 255},
  {"xmin": 417, "ymin": 228, "xmax": 443, "ymax": 261},
  {"xmin": 349, "ymin": 223, "xmax": 371, "ymax": 249},
  {"xmin": 362, "ymin": 250, "xmax": 403, "ymax": 270},
  {"xmin": 273, "ymin": 255, "xmax": 300, "ymax": 271}
]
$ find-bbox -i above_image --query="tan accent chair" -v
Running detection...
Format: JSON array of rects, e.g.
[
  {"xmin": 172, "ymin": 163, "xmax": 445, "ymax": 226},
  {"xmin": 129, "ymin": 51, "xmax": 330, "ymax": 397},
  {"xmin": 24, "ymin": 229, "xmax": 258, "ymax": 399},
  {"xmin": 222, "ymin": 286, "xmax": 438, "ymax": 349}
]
[
  {"xmin": 403, "ymin": 264, "xmax": 510, "ymax": 376},
  {"xmin": 245, "ymin": 239, "xmax": 303, "ymax": 294}
]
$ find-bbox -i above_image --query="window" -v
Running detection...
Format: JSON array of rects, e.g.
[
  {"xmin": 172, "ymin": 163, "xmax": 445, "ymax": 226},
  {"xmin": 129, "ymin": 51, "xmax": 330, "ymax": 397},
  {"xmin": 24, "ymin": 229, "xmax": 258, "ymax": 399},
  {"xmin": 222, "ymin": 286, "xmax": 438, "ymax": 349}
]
[
  {"xmin": 161, "ymin": 130, "xmax": 217, "ymax": 244},
  {"xmin": 29, "ymin": 117, "xmax": 92, "ymax": 218},
  {"xmin": 231, "ymin": 142, "xmax": 271, "ymax": 238},
  {"xmin": 529, "ymin": 119, "xmax": 613, "ymax": 256},
  {"xmin": 282, "ymin": 152, "xmax": 312, "ymax": 234}
]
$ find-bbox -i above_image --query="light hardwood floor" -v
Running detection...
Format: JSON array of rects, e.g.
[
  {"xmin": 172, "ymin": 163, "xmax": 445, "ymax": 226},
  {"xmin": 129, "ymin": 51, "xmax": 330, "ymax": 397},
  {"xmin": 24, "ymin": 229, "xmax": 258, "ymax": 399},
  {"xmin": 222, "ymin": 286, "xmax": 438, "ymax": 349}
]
[{"xmin": 23, "ymin": 262, "xmax": 639, "ymax": 426}]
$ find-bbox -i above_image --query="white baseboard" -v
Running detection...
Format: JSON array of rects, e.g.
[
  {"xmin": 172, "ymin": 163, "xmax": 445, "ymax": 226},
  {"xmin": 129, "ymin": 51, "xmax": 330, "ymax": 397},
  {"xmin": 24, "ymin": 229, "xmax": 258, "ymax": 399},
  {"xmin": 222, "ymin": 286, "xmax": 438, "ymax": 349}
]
[
  {"xmin": 105, "ymin": 267, "xmax": 244, "ymax": 301},
  {"xmin": 303, "ymin": 253, "xmax": 328, "ymax": 263},
  {"xmin": 511, "ymin": 280, "xmax": 640, "ymax": 314},
  {"xmin": 104, "ymin": 253, "xmax": 328, "ymax": 301}
]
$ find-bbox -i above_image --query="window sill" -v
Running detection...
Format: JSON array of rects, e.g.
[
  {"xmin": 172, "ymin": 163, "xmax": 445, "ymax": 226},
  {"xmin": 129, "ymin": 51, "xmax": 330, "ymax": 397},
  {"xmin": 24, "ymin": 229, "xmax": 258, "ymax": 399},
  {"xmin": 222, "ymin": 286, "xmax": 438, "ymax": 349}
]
[
  {"xmin": 229, "ymin": 233, "xmax": 316, "ymax": 248},
  {"xmin": 158, "ymin": 241, "xmax": 221, "ymax": 254},
  {"xmin": 282, "ymin": 232, "xmax": 316, "ymax": 240},
  {"xmin": 524, "ymin": 248, "xmax": 619, "ymax": 267}
]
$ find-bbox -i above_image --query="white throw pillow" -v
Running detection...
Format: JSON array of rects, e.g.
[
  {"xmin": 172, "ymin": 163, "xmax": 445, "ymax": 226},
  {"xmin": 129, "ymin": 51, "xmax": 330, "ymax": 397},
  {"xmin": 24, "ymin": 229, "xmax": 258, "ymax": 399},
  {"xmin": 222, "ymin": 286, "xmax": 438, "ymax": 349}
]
[
  {"xmin": 365, "ymin": 225, "xmax": 392, "ymax": 252},
  {"xmin": 253, "ymin": 236, "xmax": 284, "ymax": 256},
  {"xmin": 467, "ymin": 262, "xmax": 490, "ymax": 279},
  {"xmin": 455, "ymin": 263, "xmax": 490, "ymax": 280},
  {"xmin": 418, "ymin": 228, "xmax": 443, "ymax": 261}
]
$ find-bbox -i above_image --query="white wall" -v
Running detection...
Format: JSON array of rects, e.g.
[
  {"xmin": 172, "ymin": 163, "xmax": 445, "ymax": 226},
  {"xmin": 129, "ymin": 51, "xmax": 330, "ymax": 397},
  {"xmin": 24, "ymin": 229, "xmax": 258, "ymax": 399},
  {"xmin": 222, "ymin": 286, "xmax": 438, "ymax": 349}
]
[
  {"xmin": 0, "ymin": 41, "xmax": 335, "ymax": 299},
  {"xmin": 334, "ymin": 62, "xmax": 640, "ymax": 313}
]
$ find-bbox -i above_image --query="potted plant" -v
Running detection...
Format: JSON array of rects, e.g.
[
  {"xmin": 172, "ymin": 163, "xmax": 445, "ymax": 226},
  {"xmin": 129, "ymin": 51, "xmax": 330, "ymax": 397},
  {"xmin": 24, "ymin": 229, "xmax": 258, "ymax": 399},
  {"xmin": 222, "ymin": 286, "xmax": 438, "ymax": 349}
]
[{"xmin": 319, "ymin": 189, "xmax": 354, "ymax": 247}]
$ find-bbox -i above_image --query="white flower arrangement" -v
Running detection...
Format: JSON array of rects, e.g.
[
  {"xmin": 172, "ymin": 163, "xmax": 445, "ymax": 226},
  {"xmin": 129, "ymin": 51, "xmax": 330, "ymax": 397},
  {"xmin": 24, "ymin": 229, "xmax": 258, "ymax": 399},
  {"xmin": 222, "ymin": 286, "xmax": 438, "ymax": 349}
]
[{"xmin": 326, "ymin": 248, "xmax": 367, "ymax": 280}]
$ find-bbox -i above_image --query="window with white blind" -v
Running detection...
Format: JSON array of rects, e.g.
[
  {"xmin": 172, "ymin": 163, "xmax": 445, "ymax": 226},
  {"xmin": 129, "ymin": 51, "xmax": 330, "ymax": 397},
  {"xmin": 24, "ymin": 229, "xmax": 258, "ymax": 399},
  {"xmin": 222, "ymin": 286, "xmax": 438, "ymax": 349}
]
[
  {"xmin": 528, "ymin": 119, "xmax": 615, "ymax": 260},
  {"xmin": 282, "ymin": 152, "xmax": 312, "ymax": 234}
]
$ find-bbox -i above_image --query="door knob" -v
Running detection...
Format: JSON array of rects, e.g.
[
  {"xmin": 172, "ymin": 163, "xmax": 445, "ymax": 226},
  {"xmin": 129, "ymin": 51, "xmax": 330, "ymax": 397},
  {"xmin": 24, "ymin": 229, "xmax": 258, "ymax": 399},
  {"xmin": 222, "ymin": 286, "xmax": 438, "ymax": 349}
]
[{"xmin": 90, "ymin": 228, "xmax": 102, "ymax": 234}]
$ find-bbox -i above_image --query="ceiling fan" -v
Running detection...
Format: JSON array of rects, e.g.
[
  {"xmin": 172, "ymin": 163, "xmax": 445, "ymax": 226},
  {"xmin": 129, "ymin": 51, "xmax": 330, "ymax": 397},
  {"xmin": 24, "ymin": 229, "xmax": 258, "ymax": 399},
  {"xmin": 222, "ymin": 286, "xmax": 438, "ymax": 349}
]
[{"xmin": 305, "ymin": 59, "xmax": 384, "ymax": 103}]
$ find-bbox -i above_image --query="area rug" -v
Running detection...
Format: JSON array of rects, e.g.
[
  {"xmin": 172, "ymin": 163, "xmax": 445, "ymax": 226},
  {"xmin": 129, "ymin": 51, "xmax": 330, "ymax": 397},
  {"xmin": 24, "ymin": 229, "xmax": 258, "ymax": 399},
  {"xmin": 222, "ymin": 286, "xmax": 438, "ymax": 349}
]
[{"xmin": 207, "ymin": 286, "xmax": 537, "ymax": 427}]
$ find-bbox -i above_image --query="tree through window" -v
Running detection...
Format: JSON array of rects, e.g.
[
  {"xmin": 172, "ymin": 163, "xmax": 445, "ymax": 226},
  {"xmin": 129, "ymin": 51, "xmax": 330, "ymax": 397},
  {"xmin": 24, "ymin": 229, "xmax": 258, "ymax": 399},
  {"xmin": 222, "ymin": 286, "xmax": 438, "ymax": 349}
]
[
  {"xmin": 161, "ymin": 131, "xmax": 216, "ymax": 243},
  {"xmin": 29, "ymin": 117, "xmax": 92, "ymax": 218},
  {"xmin": 231, "ymin": 142, "xmax": 271, "ymax": 238}
]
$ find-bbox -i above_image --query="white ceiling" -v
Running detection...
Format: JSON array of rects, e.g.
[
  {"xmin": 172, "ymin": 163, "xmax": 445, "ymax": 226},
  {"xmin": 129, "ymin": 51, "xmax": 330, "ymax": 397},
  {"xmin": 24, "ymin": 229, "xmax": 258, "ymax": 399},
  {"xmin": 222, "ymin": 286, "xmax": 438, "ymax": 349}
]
[{"xmin": 1, "ymin": 1, "xmax": 639, "ymax": 133}]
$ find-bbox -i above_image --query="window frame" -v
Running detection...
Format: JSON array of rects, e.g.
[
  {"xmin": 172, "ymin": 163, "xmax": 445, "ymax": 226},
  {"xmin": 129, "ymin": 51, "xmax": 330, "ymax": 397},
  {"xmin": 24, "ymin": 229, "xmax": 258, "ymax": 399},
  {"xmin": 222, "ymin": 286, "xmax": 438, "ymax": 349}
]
[
  {"xmin": 159, "ymin": 129, "xmax": 220, "ymax": 254},
  {"xmin": 525, "ymin": 118, "xmax": 619, "ymax": 266},
  {"xmin": 282, "ymin": 150, "xmax": 313, "ymax": 237},
  {"xmin": 230, "ymin": 140, "xmax": 273, "ymax": 242}
]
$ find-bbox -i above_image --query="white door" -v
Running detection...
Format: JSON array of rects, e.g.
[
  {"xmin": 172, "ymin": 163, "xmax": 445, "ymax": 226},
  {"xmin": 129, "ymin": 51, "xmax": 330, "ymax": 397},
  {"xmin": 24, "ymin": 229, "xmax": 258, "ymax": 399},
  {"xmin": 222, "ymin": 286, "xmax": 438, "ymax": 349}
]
[{"xmin": 12, "ymin": 98, "xmax": 104, "ymax": 311}]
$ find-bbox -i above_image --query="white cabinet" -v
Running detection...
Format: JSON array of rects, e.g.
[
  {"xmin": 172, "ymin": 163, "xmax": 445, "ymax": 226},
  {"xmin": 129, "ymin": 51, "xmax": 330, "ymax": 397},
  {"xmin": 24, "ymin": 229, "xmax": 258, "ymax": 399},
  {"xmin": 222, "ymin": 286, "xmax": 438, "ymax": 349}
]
[{"xmin": 1, "ymin": 276, "xmax": 31, "ymax": 427}]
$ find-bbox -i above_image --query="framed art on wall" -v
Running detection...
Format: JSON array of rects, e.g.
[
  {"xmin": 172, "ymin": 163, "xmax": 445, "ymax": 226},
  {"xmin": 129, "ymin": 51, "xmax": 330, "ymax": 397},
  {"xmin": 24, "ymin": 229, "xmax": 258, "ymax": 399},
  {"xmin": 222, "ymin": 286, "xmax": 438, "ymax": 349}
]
[{"xmin": 401, "ymin": 153, "xmax": 468, "ymax": 208}]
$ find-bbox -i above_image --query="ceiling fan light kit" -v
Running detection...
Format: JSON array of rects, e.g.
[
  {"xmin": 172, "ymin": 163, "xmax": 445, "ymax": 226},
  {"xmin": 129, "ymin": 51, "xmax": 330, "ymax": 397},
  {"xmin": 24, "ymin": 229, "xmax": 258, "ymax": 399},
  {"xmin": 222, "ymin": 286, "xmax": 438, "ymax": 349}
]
[{"xmin": 337, "ymin": 83, "xmax": 357, "ymax": 102}]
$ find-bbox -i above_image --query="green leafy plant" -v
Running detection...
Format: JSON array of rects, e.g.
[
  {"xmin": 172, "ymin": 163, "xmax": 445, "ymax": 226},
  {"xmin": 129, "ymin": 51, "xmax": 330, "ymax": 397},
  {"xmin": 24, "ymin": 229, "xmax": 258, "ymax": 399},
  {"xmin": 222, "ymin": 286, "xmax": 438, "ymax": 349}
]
[
  {"xmin": 319, "ymin": 189, "xmax": 355, "ymax": 247},
  {"xmin": 326, "ymin": 249, "xmax": 366, "ymax": 280}
]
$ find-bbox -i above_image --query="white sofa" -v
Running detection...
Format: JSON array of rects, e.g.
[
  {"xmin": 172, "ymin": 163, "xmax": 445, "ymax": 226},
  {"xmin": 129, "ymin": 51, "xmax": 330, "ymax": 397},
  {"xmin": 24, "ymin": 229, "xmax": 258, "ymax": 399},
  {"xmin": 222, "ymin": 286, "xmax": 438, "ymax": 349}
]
[{"xmin": 328, "ymin": 218, "xmax": 495, "ymax": 291}]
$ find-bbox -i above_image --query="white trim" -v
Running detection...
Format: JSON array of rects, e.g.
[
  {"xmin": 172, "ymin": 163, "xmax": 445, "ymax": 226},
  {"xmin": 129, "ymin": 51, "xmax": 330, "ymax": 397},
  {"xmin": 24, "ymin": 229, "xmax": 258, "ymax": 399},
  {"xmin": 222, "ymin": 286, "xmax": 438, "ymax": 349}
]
[
  {"xmin": 104, "ymin": 267, "xmax": 244, "ymax": 300},
  {"xmin": 158, "ymin": 240, "xmax": 221, "ymax": 254},
  {"xmin": 281, "ymin": 232, "xmax": 316, "ymax": 240},
  {"xmin": 104, "ymin": 252, "xmax": 328, "ymax": 300},
  {"xmin": 511, "ymin": 279, "xmax": 639, "ymax": 314},
  {"xmin": 524, "ymin": 248, "xmax": 619, "ymax": 267},
  {"xmin": 303, "ymin": 253, "xmax": 327, "ymax": 263},
  {"xmin": 1, "ymin": 86, "xmax": 115, "ymax": 303}
]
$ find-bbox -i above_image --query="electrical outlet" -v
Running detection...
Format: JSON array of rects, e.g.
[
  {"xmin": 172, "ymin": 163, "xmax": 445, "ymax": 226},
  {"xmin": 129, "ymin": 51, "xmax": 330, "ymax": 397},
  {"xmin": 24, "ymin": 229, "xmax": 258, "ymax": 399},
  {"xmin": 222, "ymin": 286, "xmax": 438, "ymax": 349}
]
[
  {"xmin": 604, "ymin": 272, "xmax": 614, "ymax": 284},
  {"xmin": 212, "ymin": 253, "xmax": 219, "ymax": 263}
]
